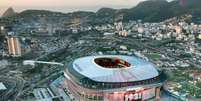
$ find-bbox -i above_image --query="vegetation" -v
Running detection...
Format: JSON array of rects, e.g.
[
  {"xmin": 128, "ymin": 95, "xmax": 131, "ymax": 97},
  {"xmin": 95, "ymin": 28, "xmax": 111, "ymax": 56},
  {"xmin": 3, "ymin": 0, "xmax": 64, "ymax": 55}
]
[
  {"xmin": 4, "ymin": 0, "xmax": 201, "ymax": 25},
  {"xmin": 145, "ymin": 53, "xmax": 161, "ymax": 59}
]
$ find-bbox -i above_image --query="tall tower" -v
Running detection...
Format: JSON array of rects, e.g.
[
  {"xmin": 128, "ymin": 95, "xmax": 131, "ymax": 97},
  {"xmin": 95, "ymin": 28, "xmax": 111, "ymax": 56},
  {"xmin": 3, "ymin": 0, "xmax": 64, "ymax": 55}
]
[{"xmin": 7, "ymin": 36, "xmax": 21, "ymax": 57}]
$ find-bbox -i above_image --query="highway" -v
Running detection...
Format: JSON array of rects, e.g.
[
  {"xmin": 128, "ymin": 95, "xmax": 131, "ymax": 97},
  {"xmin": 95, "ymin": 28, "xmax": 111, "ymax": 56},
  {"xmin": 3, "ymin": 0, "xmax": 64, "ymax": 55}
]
[
  {"xmin": 0, "ymin": 76, "xmax": 24, "ymax": 101},
  {"xmin": 17, "ymin": 71, "xmax": 62, "ymax": 101}
]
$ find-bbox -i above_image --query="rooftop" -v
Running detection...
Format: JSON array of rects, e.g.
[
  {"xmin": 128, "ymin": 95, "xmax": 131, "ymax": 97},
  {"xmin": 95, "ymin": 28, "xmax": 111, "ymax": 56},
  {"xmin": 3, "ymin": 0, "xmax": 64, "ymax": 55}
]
[
  {"xmin": 70, "ymin": 55, "xmax": 159, "ymax": 83},
  {"xmin": 0, "ymin": 82, "xmax": 7, "ymax": 90}
]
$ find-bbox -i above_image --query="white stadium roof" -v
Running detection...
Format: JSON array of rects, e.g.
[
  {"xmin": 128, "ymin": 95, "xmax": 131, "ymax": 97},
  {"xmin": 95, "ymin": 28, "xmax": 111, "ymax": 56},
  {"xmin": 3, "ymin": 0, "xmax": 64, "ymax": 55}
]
[{"xmin": 72, "ymin": 55, "xmax": 159, "ymax": 83}]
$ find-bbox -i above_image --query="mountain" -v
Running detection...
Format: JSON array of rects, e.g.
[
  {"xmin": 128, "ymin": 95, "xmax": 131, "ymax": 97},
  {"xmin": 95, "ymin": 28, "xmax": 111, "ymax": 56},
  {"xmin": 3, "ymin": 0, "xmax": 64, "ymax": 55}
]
[
  {"xmin": 6, "ymin": 0, "xmax": 201, "ymax": 23},
  {"xmin": 122, "ymin": 0, "xmax": 201, "ymax": 22},
  {"xmin": 124, "ymin": 0, "xmax": 170, "ymax": 22},
  {"xmin": 96, "ymin": 8, "xmax": 116, "ymax": 17},
  {"xmin": 2, "ymin": 7, "xmax": 16, "ymax": 17},
  {"xmin": 91, "ymin": 0, "xmax": 201, "ymax": 22}
]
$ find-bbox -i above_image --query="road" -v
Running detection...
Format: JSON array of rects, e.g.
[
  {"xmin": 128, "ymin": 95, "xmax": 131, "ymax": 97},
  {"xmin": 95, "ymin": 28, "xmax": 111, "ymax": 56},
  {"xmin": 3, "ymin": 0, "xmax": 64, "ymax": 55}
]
[
  {"xmin": 17, "ymin": 71, "xmax": 62, "ymax": 101},
  {"xmin": 115, "ymin": 36, "xmax": 201, "ymax": 68},
  {"xmin": 0, "ymin": 76, "xmax": 24, "ymax": 101}
]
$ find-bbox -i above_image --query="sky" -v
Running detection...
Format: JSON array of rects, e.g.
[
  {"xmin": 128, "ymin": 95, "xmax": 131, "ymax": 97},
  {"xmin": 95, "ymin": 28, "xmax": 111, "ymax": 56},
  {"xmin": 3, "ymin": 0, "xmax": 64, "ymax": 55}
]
[
  {"xmin": 0, "ymin": 0, "xmax": 173, "ymax": 16},
  {"xmin": 0, "ymin": 0, "xmax": 148, "ymax": 15},
  {"xmin": 0, "ymin": 0, "xmax": 146, "ymax": 7}
]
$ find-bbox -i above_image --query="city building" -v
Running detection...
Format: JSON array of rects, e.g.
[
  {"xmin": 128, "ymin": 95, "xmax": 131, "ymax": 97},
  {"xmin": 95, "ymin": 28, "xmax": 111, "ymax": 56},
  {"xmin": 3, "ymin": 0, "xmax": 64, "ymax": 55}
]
[
  {"xmin": 64, "ymin": 55, "xmax": 166, "ymax": 101},
  {"xmin": 33, "ymin": 87, "xmax": 62, "ymax": 101},
  {"xmin": 119, "ymin": 30, "xmax": 128, "ymax": 37},
  {"xmin": 175, "ymin": 26, "xmax": 182, "ymax": 33},
  {"xmin": 0, "ymin": 82, "xmax": 7, "ymax": 90},
  {"xmin": 0, "ymin": 25, "xmax": 8, "ymax": 35},
  {"xmin": 198, "ymin": 34, "xmax": 201, "ymax": 39},
  {"xmin": 137, "ymin": 27, "xmax": 144, "ymax": 33},
  {"xmin": 7, "ymin": 36, "xmax": 21, "ymax": 57},
  {"xmin": 114, "ymin": 22, "xmax": 123, "ymax": 31},
  {"xmin": 0, "ymin": 26, "xmax": 4, "ymax": 32},
  {"xmin": 103, "ymin": 32, "xmax": 115, "ymax": 36}
]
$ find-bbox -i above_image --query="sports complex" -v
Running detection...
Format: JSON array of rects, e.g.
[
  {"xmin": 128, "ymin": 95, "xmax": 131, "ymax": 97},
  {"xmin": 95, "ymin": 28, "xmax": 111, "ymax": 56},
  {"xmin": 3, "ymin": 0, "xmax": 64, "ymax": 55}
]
[{"xmin": 64, "ymin": 55, "xmax": 166, "ymax": 101}]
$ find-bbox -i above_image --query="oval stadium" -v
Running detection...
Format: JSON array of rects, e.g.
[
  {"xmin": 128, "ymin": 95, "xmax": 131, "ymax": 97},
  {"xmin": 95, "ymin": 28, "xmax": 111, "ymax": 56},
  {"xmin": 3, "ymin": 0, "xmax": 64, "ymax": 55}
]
[{"xmin": 64, "ymin": 55, "xmax": 166, "ymax": 101}]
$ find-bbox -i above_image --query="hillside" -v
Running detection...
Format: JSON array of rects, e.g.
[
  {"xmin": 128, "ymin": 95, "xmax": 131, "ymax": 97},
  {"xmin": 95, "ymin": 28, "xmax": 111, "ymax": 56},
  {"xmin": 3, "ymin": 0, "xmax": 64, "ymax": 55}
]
[
  {"xmin": 2, "ymin": 7, "xmax": 16, "ymax": 17},
  {"xmin": 3, "ymin": 0, "xmax": 201, "ymax": 23}
]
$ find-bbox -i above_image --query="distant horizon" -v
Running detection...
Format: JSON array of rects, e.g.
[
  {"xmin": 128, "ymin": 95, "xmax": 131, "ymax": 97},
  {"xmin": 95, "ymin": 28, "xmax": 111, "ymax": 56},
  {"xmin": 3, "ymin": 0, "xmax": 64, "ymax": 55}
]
[
  {"xmin": 0, "ymin": 0, "xmax": 174, "ymax": 16},
  {"xmin": 0, "ymin": 5, "xmax": 134, "ymax": 16},
  {"xmin": 0, "ymin": 0, "xmax": 146, "ymax": 16}
]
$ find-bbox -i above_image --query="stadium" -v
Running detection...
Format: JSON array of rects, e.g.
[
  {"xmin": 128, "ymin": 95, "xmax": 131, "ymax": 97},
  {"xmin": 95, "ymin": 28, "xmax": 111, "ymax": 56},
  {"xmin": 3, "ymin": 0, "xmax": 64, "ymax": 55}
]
[{"xmin": 64, "ymin": 55, "xmax": 166, "ymax": 101}]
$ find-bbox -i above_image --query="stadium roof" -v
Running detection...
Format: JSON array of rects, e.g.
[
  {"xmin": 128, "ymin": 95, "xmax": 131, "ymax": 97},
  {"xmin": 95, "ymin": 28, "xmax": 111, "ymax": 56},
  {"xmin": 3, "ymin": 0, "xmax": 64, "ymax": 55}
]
[{"xmin": 71, "ymin": 55, "xmax": 159, "ymax": 83}]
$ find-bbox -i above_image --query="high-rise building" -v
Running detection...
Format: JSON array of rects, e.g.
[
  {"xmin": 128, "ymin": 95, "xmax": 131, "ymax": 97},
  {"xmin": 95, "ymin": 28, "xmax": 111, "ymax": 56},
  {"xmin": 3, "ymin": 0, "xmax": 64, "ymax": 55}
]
[{"xmin": 7, "ymin": 36, "xmax": 21, "ymax": 57}]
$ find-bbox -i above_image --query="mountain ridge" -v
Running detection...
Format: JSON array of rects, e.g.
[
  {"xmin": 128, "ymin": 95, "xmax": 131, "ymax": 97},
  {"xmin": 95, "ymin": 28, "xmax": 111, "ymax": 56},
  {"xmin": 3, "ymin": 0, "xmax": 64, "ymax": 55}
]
[
  {"xmin": 2, "ymin": 0, "xmax": 201, "ymax": 23},
  {"xmin": 2, "ymin": 7, "xmax": 16, "ymax": 17}
]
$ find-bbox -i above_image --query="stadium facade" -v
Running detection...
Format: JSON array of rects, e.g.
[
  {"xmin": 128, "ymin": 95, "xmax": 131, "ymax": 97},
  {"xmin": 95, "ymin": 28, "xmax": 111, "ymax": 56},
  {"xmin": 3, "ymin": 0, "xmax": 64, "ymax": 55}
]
[{"xmin": 64, "ymin": 55, "xmax": 166, "ymax": 101}]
